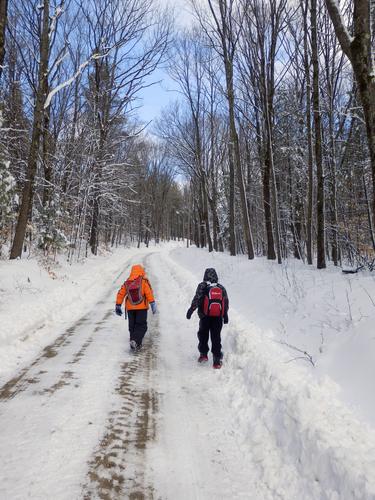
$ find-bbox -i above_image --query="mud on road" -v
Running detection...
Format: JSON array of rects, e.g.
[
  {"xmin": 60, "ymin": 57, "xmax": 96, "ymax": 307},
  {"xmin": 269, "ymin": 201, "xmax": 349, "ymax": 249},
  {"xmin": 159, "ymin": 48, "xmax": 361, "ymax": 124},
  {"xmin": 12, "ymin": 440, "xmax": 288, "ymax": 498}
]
[
  {"xmin": 83, "ymin": 338, "xmax": 159, "ymax": 500},
  {"xmin": 0, "ymin": 255, "xmax": 160, "ymax": 500},
  {"xmin": 83, "ymin": 254, "xmax": 160, "ymax": 499}
]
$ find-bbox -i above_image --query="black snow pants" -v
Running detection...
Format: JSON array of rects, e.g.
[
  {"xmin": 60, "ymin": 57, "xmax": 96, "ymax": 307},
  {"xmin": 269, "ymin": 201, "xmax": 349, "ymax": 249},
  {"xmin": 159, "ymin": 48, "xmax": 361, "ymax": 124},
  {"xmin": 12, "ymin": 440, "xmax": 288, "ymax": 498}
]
[
  {"xmin": 197, "ymin": 316, "xmax": 223, "ymax": 359},
  {"xmin": 127, "ymin": 309, "xmax": 148, "ymax": 346}
]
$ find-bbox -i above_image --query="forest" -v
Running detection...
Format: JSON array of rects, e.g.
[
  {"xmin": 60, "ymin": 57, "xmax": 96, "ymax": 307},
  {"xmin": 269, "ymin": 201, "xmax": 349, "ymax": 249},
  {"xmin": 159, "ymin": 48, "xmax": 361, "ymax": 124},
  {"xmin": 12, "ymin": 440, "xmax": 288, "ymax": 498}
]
[{"xmin": 0, "ymin": 0, "xmax": 374, "ymax": 270}]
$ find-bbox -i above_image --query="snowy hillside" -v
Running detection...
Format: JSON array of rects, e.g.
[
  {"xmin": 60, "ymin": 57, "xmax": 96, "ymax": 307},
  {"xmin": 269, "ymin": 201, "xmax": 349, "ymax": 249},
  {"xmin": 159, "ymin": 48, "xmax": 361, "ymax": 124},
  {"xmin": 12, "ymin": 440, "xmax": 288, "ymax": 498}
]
[{"xmin": 0, "ymin": 244, "xmax": 375, "ymax": 499}]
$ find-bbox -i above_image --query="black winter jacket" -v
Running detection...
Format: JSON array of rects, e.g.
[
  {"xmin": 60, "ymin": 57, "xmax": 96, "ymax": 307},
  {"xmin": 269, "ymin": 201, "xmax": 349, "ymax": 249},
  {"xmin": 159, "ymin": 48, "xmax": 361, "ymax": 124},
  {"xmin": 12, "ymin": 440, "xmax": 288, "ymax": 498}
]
[{"xmin": 189, "ymin": 268, "xmax": 229, "ymax": 319}]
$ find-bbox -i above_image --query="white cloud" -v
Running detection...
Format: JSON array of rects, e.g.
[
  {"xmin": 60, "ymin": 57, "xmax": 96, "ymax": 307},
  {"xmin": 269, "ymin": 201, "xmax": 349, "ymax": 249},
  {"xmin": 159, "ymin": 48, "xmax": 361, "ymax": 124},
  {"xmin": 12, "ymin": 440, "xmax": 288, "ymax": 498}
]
[{"xmin": 158, "ymin": 0, "xmax": 196, "ymax": 27}]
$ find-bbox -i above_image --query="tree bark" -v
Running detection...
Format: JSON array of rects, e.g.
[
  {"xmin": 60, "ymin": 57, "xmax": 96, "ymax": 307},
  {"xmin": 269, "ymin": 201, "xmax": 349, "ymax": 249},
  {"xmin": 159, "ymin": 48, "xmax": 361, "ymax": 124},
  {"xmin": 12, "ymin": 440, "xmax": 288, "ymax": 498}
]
[
  {"xmin": 226, "ymin": 67, "xmax": 254, "ymax": 258},
  {"xmin": 0, "ymin": 0, "xmax": 8, "ymax": 81},
  {"xmin": 328, "ymin": 99, "xmax": 339, "ymax": 266},
  {"xmin": 325, "ymin": 0, "xmax": 375, "ymax": 241},
  {"xmin": 263, "ymin": 146, "xmax": 276, "ymax": 259},
  {"xmin": 311, "ymin": 0, "xmax": 326, "ymax": 269},
  {"xmin": 10, "ymin": 0, "xmax": 50, "ymax": 259},
  {"xmin": 202, "ymin": 175, "xmax": 213, "ymax": 252},
  {"xmin": 228, "ymin": 133, "xmax": 236, "ymax": 256},
  {"xmin": 41, "ymin": 108, "xmax": 54, "ymax": 208},
  {"xmin": 217, "ymin": 0, "xmax": 254, "ymax": 259},
  {"xmin": 302, "ymin": 0, "xmax": 314, "ymax": 265},
  {"xmin": 266, "ymin": 102, "xmax": 282, "ymax": 264}
]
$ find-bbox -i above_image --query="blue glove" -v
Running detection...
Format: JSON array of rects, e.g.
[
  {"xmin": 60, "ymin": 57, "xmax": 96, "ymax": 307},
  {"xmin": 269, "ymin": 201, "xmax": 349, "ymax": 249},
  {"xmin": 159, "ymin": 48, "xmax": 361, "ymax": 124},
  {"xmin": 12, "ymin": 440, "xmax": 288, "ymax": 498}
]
[
  {"xmin": 150, "ymin": 302, "xmax": 157, "ymax": 314},
  {"xmin": 115, "ymin": 304, "xmax": 123, "ymax": 316}
]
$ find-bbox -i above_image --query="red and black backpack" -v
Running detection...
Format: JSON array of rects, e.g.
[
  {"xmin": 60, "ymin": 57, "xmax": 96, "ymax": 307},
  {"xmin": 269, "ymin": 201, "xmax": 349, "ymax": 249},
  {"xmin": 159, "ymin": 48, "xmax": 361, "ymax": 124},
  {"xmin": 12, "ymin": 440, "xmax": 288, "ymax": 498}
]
[
  {"xmin": 125, "ymin": 276, "xmax": 144, "ymax": 305},
  {"xmin": 203, "ymin": 285, "xmax": 225, "ymax": 317}
]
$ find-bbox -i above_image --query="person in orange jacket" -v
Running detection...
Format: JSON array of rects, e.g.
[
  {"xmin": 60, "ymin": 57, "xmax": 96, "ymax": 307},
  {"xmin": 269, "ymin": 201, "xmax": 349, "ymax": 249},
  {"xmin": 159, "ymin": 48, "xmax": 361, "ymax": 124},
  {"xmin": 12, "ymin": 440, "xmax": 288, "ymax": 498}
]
[{"xmin": 115, "ymin": 264, "xmax": 156, "ymax": 351}]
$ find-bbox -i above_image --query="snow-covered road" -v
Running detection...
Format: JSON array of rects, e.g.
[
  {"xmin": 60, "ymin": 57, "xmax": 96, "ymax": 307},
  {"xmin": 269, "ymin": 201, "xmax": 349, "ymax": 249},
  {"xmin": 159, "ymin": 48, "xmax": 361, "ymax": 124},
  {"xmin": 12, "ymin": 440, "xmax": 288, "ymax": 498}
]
[
  {"xmin": 146, "ymin": 251, "xmax": 269, "ymax": 499},
  {"xmin": 0, "ymin": 250, "xmax": 265, "ymax": 499},
  {"xmin": 1, "ymin": 245, "xmax": 375, "ymax": 499},
  {"xmin": 0, "ymin": 253, "xmax": 160, "ymax": 499}
]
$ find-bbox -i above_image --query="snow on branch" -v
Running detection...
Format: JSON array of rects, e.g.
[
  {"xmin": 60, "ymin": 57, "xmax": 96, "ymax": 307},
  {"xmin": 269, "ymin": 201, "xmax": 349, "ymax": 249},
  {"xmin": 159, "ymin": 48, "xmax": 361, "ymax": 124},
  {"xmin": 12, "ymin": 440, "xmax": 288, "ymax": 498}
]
[
  {"xmin": 44, "ymin": 51, "xmax": 109, "ymax": 110},
  {"xmin": 324, "ymin": 0, "xmax": 354, "ymax": 59}
]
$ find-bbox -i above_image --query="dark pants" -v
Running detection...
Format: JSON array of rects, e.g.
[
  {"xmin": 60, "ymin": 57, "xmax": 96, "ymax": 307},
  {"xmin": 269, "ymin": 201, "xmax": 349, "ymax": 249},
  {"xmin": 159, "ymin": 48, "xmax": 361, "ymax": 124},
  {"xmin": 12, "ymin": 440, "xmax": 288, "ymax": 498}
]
[
  {"xmin": 127, "ymin": 309, "xmax": 148, "ymax": 346},
  {"xmin": 197, "ymin": 316, "xmax": 223, "ymax": 358}
]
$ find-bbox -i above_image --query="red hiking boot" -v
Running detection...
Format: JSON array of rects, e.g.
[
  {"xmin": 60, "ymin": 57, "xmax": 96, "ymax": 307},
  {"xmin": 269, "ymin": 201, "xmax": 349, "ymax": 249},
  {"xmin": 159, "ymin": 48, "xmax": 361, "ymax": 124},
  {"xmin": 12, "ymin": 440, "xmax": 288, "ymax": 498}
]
[
  {"xmin": 213, "ymin": 356, "xmax": 223, "ymax": 369},
  {"xmin": 198, "ymin": 354, "xmax": 208, "ymax": 363}
]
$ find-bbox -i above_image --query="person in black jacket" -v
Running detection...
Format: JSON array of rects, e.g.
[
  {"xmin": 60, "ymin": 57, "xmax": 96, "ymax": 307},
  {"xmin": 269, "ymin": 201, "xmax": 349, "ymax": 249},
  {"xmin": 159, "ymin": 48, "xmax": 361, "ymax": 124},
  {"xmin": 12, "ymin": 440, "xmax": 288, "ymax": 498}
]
[{"xmin": 186, "ymin": 268, "xmax": 229, "ymax": 368}]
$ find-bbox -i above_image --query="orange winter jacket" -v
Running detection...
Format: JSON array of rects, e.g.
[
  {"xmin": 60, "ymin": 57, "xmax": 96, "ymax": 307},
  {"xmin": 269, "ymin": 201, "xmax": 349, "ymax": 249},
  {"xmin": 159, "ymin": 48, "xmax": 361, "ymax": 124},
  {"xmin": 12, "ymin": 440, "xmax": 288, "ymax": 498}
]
[{"xmin": 116, "ymin": 264, "xmax": 155, "ymax": 311}]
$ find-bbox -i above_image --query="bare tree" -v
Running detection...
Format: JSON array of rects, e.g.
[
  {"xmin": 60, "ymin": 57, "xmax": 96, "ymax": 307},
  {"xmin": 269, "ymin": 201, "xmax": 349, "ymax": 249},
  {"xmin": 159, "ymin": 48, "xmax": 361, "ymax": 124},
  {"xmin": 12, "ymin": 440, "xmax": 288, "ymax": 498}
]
[
  {"xmin": 169, "ymin": 31, "xmax": 214, "ymax": 251},
  {"xmin": 193, "ymin": 0, "xmax": 255, "ymax": 258},
  {"xmin": 239, "ymin": 0, "xmax": 289, "ymax": 263},
  {"xmin": 311, "ymin": 0, "xmax": 326, "ymax": 268},
  {"xmin": 9, "ymin": 0, "xmax": 54, "ymax": 259},
  {"xmin": 325, "ymin": 0, "xmax": 375, "ymax": 242},
  {"xmin": 301, "ymin": 0, "xmax": 314, "ymax": 265},
  {"xmin": 80, "ymin": 0, "xmax": 171, "ymax": 254}
]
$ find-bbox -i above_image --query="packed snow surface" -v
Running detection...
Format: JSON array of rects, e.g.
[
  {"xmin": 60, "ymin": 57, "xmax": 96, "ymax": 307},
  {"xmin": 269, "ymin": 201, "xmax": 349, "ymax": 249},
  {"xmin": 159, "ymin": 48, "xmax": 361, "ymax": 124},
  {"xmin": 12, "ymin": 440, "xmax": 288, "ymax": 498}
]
[{"xmin": 0, "ymin": 243, "xmax": 374, "ymax": 499}]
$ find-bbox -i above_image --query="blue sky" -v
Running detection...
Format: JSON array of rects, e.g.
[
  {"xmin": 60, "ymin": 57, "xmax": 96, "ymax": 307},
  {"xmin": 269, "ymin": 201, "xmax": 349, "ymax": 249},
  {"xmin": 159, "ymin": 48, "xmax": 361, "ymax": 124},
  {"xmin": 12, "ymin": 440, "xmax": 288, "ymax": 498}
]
[
  {"xmin": 138, "ymin": 68, "xmax": 180, "ymax": 125},
  {"xmin": 137, "ymin": 0, "xmax": 195, "ymax": 125}
]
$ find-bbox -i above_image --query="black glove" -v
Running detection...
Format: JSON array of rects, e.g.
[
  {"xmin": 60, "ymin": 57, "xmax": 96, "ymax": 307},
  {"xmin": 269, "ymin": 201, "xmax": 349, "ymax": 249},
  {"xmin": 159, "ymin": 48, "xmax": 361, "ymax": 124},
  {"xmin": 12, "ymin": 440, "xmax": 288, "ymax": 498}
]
[
  {"xmin": 186, "ymin": 308, "xmax": 193, "ymax": 320},
  {"xmin": 224, "ymin": 313, "xmax": 229, "ymax": 324},
  {"xmin": 115, "ymin": 304, "xmax": 123, "ymax": 316}
]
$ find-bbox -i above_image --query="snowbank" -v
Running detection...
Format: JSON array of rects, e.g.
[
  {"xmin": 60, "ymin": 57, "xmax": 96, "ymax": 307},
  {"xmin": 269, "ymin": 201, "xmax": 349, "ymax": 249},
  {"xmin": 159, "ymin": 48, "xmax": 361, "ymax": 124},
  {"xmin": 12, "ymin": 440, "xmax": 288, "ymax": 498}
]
[
  {"xmin": 168, "ymin": 246, "xmax": 375, "ymax": 499},
  {"xmin": 2, "ymin": 242, "xmax": 375, "ymax": 498},
  {"xmin": 223, "ymin": 321, "xmax": 375, "ymax": 499},
  {"xmin": 171, "ymin": 246, "xmax": 375, "ymax": 427}
]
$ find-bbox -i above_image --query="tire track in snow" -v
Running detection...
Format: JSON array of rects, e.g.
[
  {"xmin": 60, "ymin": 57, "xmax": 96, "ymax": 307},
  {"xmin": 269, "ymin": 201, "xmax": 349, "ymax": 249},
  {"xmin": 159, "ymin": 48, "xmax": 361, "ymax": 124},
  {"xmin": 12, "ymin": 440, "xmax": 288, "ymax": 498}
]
[
  {"xmin": 0, "ymin": 264, "xmax": 131, "ymax": 402},
  {"xmin": 82, "ymin": 253, "xmax": 159, "ymax": 500},
  {"xmin": 0, "ymin": 254, "xmax": 161, "ymax": 499},
  {"xmin": 0, "ymin": 314, "xmax": 89, "ymax": 400},
  {"xmin": 82, "ymin": 341, "xmax": 158, "ymax": 500}
]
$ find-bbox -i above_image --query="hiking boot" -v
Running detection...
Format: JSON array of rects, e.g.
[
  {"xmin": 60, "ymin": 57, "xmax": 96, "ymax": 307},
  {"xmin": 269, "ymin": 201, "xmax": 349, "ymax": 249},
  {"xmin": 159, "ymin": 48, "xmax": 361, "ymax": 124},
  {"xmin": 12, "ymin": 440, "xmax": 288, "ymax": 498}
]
[
  {"xmin": 130, "ymin": 340, "xmax": 138, "ymax": 351},
  {"xmin": 198, "ymin": 354, "xmax": 208, "ymax": 363},
  {"xmin": 213, "ymin": 356, "xmax": 222, "ymax": 369}
]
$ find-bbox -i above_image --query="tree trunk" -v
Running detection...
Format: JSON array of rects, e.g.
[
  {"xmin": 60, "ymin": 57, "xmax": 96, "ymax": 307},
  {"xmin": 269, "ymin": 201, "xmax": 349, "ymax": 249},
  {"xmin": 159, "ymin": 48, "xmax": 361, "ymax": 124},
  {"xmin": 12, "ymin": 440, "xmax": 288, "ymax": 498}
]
[
  {"xmin": 329, "ymin": 102, "xmax": 339, "ymax": 266},
  {"xmin": 228, "ymin": 138, "xmax": 236, "ymax": 256},
  {"xmin": 363, "ymin": 173, "xmax": 375, "ymax": 250},
  {"xmin": 325, "ymin": 0, "xmax": 375, "ymax": 243},
  {"xmin": 0, "ymin": 0, "xmax": 8, "ymax": 81},
  {"xmin": 42, "ymin": 109, "xmax": 54, "ymax": 208},
  {"xmin": 203, "ymin": 182, "xmax": 213, "ymax": 252},
  {"xmin": 311, "ymin": 0, "xmax": 326, "ymax": 269},
  {"xmin": 10, "ymin": 0, "xmax": 50, "ymax": 259},
  {"xmin": 302, "ymin": 0, "xmax": 314, "ymax": 265},
  {"xmin": 263, "ymin": 147, "xmax": 276, "ymax": 259},
  {"xmin": 265, "ymin": 91, "xmax": 281, "ymax": 263},
  {"xmin": 225, "ymin": 59, "xmax": 254, "ymax": 258},
  {"xmin": 198, "ymin": 185, "xmax": 205, "ymax": 248},
  {"xmin": 212, "ymin": 0, "xmax": 254, "ymax": 258},
  {"xmin": 209, "ymin": 109, "xmax": 220, "ymax": 252},
  {"xmin": 89, "ymin": 195, "xmax": 100, "ymax": 254}
]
